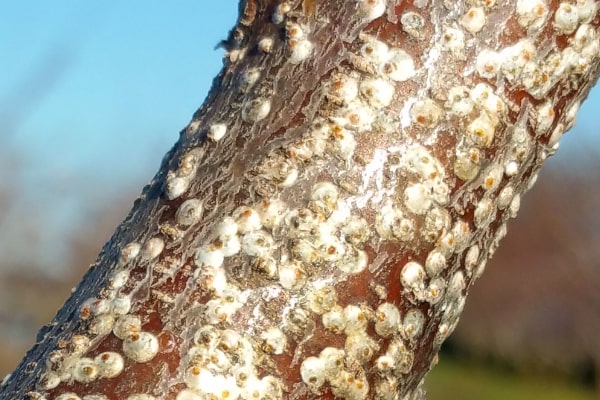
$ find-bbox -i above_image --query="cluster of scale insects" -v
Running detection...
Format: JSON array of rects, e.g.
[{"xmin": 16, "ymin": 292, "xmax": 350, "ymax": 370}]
[{"xmin": 13, "ymin": 0, "xmax": 600, "ymax": 399}]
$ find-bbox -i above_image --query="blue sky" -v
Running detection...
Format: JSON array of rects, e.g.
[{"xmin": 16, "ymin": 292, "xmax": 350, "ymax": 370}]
[
  {"xmin": 0, "ymin": 1, "xmax": 239, "ymax": 271},
  {"xmin": 0, "ymin": 1, "xmax": 238, "ymax": 184},
  {"xmin": 0, "ymin": 1, "xmax": 598, "ymax": 273}
]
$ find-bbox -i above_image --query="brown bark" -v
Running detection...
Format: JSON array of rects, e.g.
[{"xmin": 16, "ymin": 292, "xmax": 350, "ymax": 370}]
[{"xmin": 2, "ymin": 1, "xmax": 599, "ymax": 399}]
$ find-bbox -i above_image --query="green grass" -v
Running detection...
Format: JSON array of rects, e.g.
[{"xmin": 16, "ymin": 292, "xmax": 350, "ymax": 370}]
[{"xmin": 426, "ymin": 357, "xmax": 596, "ymax": 400}]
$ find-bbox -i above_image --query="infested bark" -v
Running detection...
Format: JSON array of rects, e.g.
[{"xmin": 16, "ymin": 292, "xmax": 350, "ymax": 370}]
[{"xmin": 1, "ymin": 1, "xmax": 599, "ymax": 399}]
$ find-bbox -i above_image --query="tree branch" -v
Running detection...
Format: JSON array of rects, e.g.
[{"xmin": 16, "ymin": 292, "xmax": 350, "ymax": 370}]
[{"xmin": 2, "ymin": 1, "xmax": 599, "ymax": 399}]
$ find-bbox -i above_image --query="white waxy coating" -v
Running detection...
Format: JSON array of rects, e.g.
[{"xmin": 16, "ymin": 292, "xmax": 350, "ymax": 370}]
[
  {"xmin": 319, "ymin": 237, "xmax": 346, "ymax": 262},
  {"xmin": 375, "ymin": 355, "xmax": 396, "ymax": 372},
  {"xmin": 500, "ymin": 40, "xmax": 536, "ymax": 81},
  {"xmin": 233, "ymin": 206, "xmax": 262, "ymax": 233},
  {"xmin": 527, "ymin": 173, "xmax": 539, "ymax": 191},
  {"xmin": 278, "ymin": 262, "xmax": 306, "ymax": 290},
  {"xmin": 109, "ymin": 269, "xmax": 130, "ymax": 289},
  {"xmin": 176, "ymin": 390, "xmax": 202, "ymax": 400},
  {"xmin": 460, "ymin": 7, "xmax": 486, "ymax": 33},
  {"xmin": 361, "ymin": 39, "xmax": 389, "ymax": 64},
  {"xmin": 311, "ymin": 182, "xmax": 339, "ymax": 205},
  {"xmin": 536, "ymin": 102, "xmax": 555, "ymax": 134},
  {"xmin": 242, "ymin": 98, "xmax": 272, "ymax": 122},
  {"xmin": 143, "ymin": 237, "xmax": 164, "ymax": 260},
  {"xmin": 95, "ymin": 351, "xmax": 125, "ymax": 378},
  {"xmin": 509, "ymin": 194, "xmax": 521, "ymax": 217},
  {"xmin": 452, "ymin": 219, "xmax": 471, "ymax": 251},
  {"xmin": 446, "ymin": 86, "xmax": 473, "ymax": 116},
  {"xmin": 410, "ymin": 99, "xmax": 442, "ymax": 128},
  {"xmin": 208, "ymin": 123, "xmax": 227, "ymax": 142},
  {"xmin": 357, "ymin": 0, "xmax": 386, "ymax": 22},
  {"xmin": 319, "ymin": 347, "xmax": 345, "ymax": 378},
  {"xmin": 292, "ymin": 239, "xmax": 318, "ymax": 263},
  {"xmin": 360, "ymin": 78, "xmax": 395, "ymax": 108},
  {"xmin": 113, "ymin": 315, "xmax": 142, "ymax": 340},
  {"xmin": 71, "ymin": 335, "xmax": 92, "ymax": 355},
  {"xmin": 331, "ymin": 74, "xmax": 359, "ymax": 103},
  {"xmin": 401, "ymin": 261, "xmax": 425, "ymax": 292},
  {"xmin": 307, "ymin": 284, "xmax": 337, "ymax": 314},
  {"xmin": 504, "ymin": 161, "xmax": 519, "ymax": 177},
  {"xmin": 122, "ymin": 331, "xmax": 159, "ymax": 363},
  {"xmin": 577, "ymin": 0, "xmax": 598, "ymax": 23},
  {"xmin": 331, "ymin": 128, "xmax": 357, "ymax": 160},
  {"xmin": 402, "ymin": 308, "xmax": 425, "ymax": 340},
  {"xmin": 286, "ymin": 22, "xmax": 305, "ymax": 40},
  {"xmin": 342, "ymin": 216, "xmax": 370, "ymax": 244},
  {"xmin": 83, "ymin": 395, "xmax": 109, "ymax": 400},
  {"xmin": 345, "ymin": 333, "xmax": 379, "ymax": 363},
  {"xmin": 440, "ymin": 26, "xmax": 466, "ymax": 55},
  {"xmin": 401, "ymin": 11, "xmax": 426, "ymax": 39},
  {"xmin": 288, "ymin": 39, "xmax": 313, "ymax": 64},
  {"xmin": 331, "ymin": 371, "xmax": 369, "ymax": 399},
  {"xmin": 195, "ymin": 246, "xmax": 225, "ymax": 268},
  {"xmin": 241, "ymin": 230, "xmax": 274, "ymax": 257},
  {"xmin": 110, "ymin": 295, "xmax": 132, "ymax": 315},
  {"xmin": 454, "ymin": 146, "xmax": 481, "ymax": 181},
  {"xmin": 271, "ymin": 2, "xmax": 291, "ymax": 24},
  {"xmin": 81, "ymin": 298, "xmax": 110, "ymax": 317},
  {"xmin": 257, "ymin": 199, "xmax": 286, "ymax": 228},
  {"xmin": 385, "ymin": 49, "xmax": 416, "ymax": 82},
  {"xmin": 72, "ymin": 357, "xmax": 99, "ymax": 383},
  {"xmin": 260, "ymin": 327, "xmax": 287, "ymax": 355},
  {"xmin": 219, "ymin": 234, "xmax": 241, "ymax": 257},
  {"xmin": 474, "ymin": 197, "xmax": 495, "ymax": 228},
  {"xmin": 119, "ymin": 242, "xmax": 141, "ymax": 266},
  {"xmin": 175, "ymin": 389, "xmax": 202, "ymax": 400},
  {"xmin": 214, "ymin": 217, "xmax": 239, "ymax": 236},
  {"xmin": 322, "ymin": 306, "xmax": 346, "ymax": 334},
  {"xmin": 464, "ymin": 245, "xmax": 480, "ymax": 272},
  {"xmin": 300, "ymin": 356, "xmax": 326, "ymax": 388},
  {"xmin": 176, "ymin": 199, "xmax": 203, "ymax": 226},
  {"xmin": 239, "ymin": 69, "xmax": 260, "ymax": 94},
  {"xmin": 448, "ymin": 271, "xmax": 466, "ymax": 299},
  {"xmin": 258, "ymin": 37, "xmax": 274, "ymax": 53},
  {"xmin": 471, "ymin": 81, "xmax": 503, "ymax": 110},
  {"xmin": 374, "ymin": 303, "xmax": 401, "ymax": 337},
  {"xmin": 427, "ymin": 277, "xmax": 446, "ymax": 304},
  {"xmin": 481, "ymin": 164, "xmax": 503, "ymax": 191},
  {"xmin": 554, "ymin": 3, "xmax": 579, "ymax": 34},
  {"xmin": 404, "ymin": 183, "xmax": 432, "ymax": 214},
  {"xmin": 516, "ymin": 0, "xmax": 549, "ymax": 30},
  {"xmin": 56, "ymin": 395, "xmax": 82, "ymax": 400},
  {"xmin": 467, "ymin": 114, "xmax": 495, "ymax": 147},
  {"xmin": 338, "ymin": 248, "xmax": 368, "ymax": 274},
  {"xmin": 89, "ymin": 314, "xmax": 115, "ymax": 336},
  {"xmin": 344, "ymin": 304, "xmax": 368, "ymax": 334},
  {"xmin": 547, "ymin": 121, "xmax": 564, "ymax": 147},
  {"xmin": 165, "ymin": 174, "xmax": 190, "ymax": 200},
  {"xmin": 476, "ymin": 49, "xmax": 501, "ymax": 78},
  {"xmin": 40, "ymin": 372, "xmax": 60, "ymax": 390},
  {"xmin": 425, "ymin": 250, "xmax": 447, "ymax": 277}
]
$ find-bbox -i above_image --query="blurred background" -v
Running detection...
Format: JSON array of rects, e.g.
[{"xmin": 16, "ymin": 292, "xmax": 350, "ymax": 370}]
[{"xmin": 1, "ymin": 2, "xmax": 599, "ymax": 399}]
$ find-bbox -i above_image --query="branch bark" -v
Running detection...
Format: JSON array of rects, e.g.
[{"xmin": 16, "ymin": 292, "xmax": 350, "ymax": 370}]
[{"xmin": 2, "ymin": 1, "xmax": 599, "ymax": 399}]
